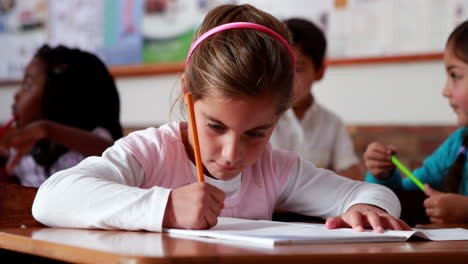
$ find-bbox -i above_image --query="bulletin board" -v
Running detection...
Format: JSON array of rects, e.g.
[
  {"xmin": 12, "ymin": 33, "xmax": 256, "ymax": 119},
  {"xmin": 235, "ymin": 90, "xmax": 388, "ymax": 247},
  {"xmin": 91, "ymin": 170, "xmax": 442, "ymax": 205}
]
[
  {"xmin": 1, "ymin": 0, "xmax": 468, "ymax": 83},
  {"xmin": 0, "ymin": 0, "xmax": 230, "ymax": 83}
]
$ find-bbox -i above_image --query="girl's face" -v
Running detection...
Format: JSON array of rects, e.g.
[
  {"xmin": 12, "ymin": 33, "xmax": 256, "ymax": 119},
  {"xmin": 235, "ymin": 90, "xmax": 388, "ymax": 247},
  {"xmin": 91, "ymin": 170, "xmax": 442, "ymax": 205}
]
[
  {"xmin": 191, "ymin": 92, "xmax": 279, "ymax": 180},
  {"xmin": 13, "ymin": 57, "xmax": 46, "ymax": 128},
  {"xmin": 442, "ymin": 43, "xmax": 468, "ymax": 126}
]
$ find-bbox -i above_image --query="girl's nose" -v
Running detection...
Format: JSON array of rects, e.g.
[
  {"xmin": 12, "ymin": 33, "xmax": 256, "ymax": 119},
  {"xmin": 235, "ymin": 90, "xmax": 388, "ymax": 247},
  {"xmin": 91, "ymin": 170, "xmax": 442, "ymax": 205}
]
[
  {"xmin": 442, "ymin": 82, "xmax": 451, "ymax": 98},
  {"xmin": 221, "ymin": 136, "xmax": 241, "ymax": 164}
]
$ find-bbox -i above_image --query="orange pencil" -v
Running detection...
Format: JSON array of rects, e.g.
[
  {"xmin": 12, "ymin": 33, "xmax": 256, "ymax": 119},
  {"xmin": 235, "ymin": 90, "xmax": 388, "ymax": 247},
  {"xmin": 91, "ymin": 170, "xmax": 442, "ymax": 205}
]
[{"xmin": 185, "ymin": 93, "xmax": 204, "ymax": 182}]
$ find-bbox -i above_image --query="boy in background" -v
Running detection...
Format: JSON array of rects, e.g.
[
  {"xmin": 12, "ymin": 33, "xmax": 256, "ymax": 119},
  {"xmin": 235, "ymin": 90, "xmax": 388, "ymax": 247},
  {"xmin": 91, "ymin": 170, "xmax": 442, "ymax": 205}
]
[{"xmin": 270, "ymin": 18, "xmax": 361, "ymax": 180}]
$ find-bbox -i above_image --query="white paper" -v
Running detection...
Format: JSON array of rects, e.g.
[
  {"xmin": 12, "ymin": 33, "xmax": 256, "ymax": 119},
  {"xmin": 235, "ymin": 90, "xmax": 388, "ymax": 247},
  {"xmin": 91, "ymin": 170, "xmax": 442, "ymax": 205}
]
[
  {"xmin": 163, "ymin": 217, "xmax": 468, "ymax": 247},
  {"xmin": 412, "ymin": 228, "xmax": 468, "ymax": 241}
]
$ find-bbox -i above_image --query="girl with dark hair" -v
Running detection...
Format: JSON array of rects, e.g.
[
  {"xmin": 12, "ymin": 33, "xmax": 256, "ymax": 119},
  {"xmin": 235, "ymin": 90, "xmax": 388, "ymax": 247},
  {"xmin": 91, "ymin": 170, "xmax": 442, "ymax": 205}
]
[
  {"xmin": 0, "ymin": 45, "xmax": 122, "ymax": 187},
  {"xmin": 32, "ymin": 4, "xmax": 408, "ymax": 232},
  {"xmin": 364, "ymin": 20, "xmax": 468, "ymax": 224}
]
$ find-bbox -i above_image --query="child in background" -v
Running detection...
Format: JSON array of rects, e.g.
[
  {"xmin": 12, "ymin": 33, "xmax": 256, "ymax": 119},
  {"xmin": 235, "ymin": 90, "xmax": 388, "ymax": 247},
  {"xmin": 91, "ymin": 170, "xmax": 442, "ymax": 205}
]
[
  {"xmin": 364, "ymin": 20, "xmax": 468, "ymax": 224},
  {"xmin": 270, "ymin": 18, "xmax": 361, "ymax": 180},
  {"xmin": 33, "ymin": 4, "xmax": 409, "ymax": 232},
  {"xmin": 0, "ymin": 45, "xmax": 123, "ymax": 187}
]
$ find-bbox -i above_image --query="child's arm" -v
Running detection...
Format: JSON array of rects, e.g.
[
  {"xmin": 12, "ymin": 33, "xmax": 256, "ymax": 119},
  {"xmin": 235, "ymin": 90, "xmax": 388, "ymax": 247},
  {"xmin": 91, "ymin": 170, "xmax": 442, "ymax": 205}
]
[
  {"xmin": 33, "ymin": 142, "xmax": 225, "ymax": 231},
  {"xmin": 32, "ymin": 144, "xmax": 170, "ymax": 231},
  {"xmin": 276, "ymin": 158, "xmax": 409, "ymax": 231},
  {"xmin": 365, "ymin": 128, "xmax": 465, "ymax": 191},
  {"xmin": 0, "ymin": 120, "xmax": 115, "ymax": 170}
]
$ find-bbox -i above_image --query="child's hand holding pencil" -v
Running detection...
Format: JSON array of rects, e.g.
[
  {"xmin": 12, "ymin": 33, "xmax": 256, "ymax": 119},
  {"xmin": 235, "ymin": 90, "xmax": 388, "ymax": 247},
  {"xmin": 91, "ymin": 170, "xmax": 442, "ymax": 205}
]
[
  {"xmin": 364, "ymin": 141, "xmax": 426, "ymax": 192},
  {"xmin": 163, "ymin": 182, "xmax": 225, "ymax": 230},
  {"xmin": 363, "ymin": 142, "xmax": 398, "ymax": 180},
  {"xmin": 161, "ymin": 93, "xmax": 226, "ymax": 230}
]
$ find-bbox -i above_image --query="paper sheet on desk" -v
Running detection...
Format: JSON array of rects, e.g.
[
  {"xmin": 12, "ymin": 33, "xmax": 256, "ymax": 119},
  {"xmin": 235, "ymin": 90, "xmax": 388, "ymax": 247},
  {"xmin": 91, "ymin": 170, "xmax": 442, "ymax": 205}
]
[
  {"xmin": 163, "ymin": 217, "xmax": 468, "ymax": 247},
  {"xmin": 412, "ymin": 228, "xmax": 468, "ymax": 241},
  {"xmin": 279, "ymin": 221, "xmax": 468, "ymax": 241}
]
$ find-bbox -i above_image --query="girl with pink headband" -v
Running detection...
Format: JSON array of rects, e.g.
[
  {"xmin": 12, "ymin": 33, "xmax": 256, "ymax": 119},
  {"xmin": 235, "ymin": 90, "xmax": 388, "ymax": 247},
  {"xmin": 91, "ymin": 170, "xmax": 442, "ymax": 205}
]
[{"xmin": 33, "ymin": 4, "xmax": 410, "ymax": 232}]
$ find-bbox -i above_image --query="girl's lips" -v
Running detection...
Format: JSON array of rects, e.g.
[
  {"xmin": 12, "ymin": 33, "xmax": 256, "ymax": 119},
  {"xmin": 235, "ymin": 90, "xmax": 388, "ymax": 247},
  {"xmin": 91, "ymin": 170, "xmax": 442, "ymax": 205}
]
[{"xmin": 215, "ymin": 162, "xmax": 237, "ymax": 171}]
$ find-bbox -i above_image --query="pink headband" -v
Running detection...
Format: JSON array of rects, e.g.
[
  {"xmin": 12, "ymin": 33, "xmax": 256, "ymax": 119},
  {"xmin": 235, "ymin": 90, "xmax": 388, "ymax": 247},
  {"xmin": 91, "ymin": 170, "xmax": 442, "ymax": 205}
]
[{"xmin": 185, "ymin": 22, "xmax": 296, "ymax": 69}]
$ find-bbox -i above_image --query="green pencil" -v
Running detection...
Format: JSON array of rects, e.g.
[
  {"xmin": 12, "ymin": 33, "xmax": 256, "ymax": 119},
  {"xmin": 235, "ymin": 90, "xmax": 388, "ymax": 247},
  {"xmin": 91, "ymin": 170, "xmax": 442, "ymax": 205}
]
[{"xmin": 390, "ymin": 155, "xmax": 425, "ymax": 192}]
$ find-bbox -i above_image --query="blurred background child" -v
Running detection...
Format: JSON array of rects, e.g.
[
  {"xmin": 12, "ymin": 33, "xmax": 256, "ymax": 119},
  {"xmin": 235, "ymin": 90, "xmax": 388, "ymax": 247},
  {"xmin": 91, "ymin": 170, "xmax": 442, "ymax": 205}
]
[
  {"xmin": 0, "ymin": 45, "xmax": 123, "ymax": 187},
  {"xmin": 364, "ymin": 20, "xmax": 468, "ymax": 224},
  {"xmin": 270, "ymin": 18, "xmax": 361, "ymax": 180}
]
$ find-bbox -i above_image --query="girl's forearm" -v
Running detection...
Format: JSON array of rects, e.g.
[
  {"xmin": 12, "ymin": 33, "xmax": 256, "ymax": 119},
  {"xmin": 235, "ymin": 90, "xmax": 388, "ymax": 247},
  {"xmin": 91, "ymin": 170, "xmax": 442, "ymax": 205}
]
[{"xmin": 44, "ymin": 121, "xmax": 114, "ymax": 156}]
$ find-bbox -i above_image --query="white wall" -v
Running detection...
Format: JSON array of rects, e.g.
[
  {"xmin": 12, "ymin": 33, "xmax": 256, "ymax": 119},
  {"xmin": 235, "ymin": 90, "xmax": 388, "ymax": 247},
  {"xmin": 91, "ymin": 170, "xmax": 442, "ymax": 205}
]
[
  {"xmin": 315, "ymin": 60, "xmax": 455, "ymax": 125},
  {"xmin": 116, "ymin": 75, "xmax": 182, "ymax": 126},
  {"xmin": 0, "ymin": 59, "xmax": 456, "ymax": 126}
]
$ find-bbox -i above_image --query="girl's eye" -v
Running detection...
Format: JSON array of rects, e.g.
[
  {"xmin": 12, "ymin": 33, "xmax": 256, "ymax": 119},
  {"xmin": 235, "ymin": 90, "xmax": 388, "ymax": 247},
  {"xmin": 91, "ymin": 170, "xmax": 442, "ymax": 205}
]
[
  {"xmin": 208, "ymin": 123, "xmax": 225, "ymax": 132},
  {"xmin": 246, "ymin": 131, "xmax": 265, "ymax": 138},
  {"xmin": 450, "ymin": 72, "xmax": 461, "ymax": 81}
]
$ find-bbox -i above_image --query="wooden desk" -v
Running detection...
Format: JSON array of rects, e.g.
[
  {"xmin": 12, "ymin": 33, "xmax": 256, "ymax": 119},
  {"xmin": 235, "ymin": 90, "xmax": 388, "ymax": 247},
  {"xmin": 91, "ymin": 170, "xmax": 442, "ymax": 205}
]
[{"xmin": 1, "ymin": 227, "xmax": 468, "ymax": 264}]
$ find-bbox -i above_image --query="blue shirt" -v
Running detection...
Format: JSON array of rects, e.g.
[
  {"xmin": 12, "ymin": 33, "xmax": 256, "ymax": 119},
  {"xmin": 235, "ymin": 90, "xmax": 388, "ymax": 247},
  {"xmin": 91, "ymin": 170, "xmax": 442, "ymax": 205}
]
[{"xmin": 365, "ymin": 127, "xmax": 468, "ymax": 195}]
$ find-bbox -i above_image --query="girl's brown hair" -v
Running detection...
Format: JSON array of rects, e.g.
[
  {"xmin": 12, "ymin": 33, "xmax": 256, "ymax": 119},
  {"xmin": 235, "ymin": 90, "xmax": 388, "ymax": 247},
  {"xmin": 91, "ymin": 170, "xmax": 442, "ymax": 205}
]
[
  {"xmin": 448, "ymin": 20, "xmax": 468, "ymax": 64},
  {"xmin": 443, "ymin": 20, "xmax": 468, "ymax": 193},
  {"xmin": 183, "ymin": 4, "xmax": 294, "ymax": 115}
]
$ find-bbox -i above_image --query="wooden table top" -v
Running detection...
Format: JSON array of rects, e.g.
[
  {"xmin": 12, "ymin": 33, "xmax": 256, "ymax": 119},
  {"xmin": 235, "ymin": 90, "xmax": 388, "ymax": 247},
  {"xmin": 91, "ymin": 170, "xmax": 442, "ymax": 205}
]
[{"xmin": 1, "ymin": 226, "xmax": 468, "ymax": 264}]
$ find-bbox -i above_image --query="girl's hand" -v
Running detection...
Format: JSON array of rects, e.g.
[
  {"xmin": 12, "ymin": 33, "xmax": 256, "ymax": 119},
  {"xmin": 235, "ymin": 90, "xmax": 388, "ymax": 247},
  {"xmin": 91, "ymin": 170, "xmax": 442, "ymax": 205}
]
[
  {"xmin": 0, "ymin": 120, "xmax": 49, "ymax": 172},
  {"xmin": 424, "ymin": 184, "xmax": 468, "ymax": 224},
  {"xmin": 363, "ymin": 142, "xmax": 397, "ymax": 180},
  {"xmin": 325, "ymin": 203, "xmax": 411, "ymax": 232},
  {"xmin": 163, "ymin": 182, "xmax": 226, "ymax": 229}
]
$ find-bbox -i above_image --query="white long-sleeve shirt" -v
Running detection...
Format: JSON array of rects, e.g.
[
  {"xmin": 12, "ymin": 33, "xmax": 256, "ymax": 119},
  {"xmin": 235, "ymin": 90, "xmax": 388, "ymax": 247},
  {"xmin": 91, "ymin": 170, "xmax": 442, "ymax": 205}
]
[
  {"xmin": 270, "ymin": 103, "xmax": 359, "ymax": 171},
  {"xmin": 33, "ymin": 123, "xmax": 400, "ymax": 232}
]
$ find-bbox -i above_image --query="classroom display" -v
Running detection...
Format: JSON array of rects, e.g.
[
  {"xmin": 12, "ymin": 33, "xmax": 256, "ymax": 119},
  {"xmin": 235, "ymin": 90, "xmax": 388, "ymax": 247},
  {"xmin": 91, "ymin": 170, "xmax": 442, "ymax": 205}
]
[
  {"xmin": 1, "ymin": 0, "xmax": 468, "ymax": 82},
  {"xmin": 1, "ymin": 0, "xmax": 230, "ymax": 82}
]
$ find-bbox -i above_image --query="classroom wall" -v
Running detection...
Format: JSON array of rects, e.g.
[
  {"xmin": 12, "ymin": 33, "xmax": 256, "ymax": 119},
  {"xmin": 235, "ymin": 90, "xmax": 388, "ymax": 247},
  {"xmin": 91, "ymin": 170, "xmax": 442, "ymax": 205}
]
[
  {"xmin": 0, "ymin": 59, "xmax": 455, "ymax": 126},
  {"xmin": 316, "ymin": 60, "xmax": 454, "ymax": 125}
]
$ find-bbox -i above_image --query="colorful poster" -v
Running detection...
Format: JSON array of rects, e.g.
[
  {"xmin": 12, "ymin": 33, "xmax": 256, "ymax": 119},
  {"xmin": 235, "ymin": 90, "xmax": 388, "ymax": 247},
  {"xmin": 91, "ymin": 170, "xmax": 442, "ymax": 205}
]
[
  {"xmin": 142, "ymin": 0, "xmax": 200, "ymax": 63},
  {"xmin": 142, "ymin": 0, "xmax": 235, "ymax": 63},
  {"xmin": 3, "ymin": 0, "xmax": 468, "ymax": 81},
  {"xmin": 0, "ymin": 0, "xmax": 47, "ymax": 81},
  {"xmin": 98, "ymin": 0, "xmax": 143, "ymax": 65},
  {"xmin": 48, "ymin": 0, "xmax": 143, "ymax": 66}
]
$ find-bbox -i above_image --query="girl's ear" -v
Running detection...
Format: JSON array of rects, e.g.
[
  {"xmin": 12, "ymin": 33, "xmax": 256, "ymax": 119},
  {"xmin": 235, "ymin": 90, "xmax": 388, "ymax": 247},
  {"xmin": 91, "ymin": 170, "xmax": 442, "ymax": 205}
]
[{"xmin": 181, "ymin": 73, "xmax": 188, "ymax": 94}]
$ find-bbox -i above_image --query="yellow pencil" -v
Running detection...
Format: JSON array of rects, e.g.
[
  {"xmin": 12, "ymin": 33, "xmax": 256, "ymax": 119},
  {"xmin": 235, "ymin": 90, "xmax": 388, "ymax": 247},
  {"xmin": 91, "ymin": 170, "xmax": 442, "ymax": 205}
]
[{"xmin": 185, "ymin": 93, "xmax": 204, "ymax": 182}]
